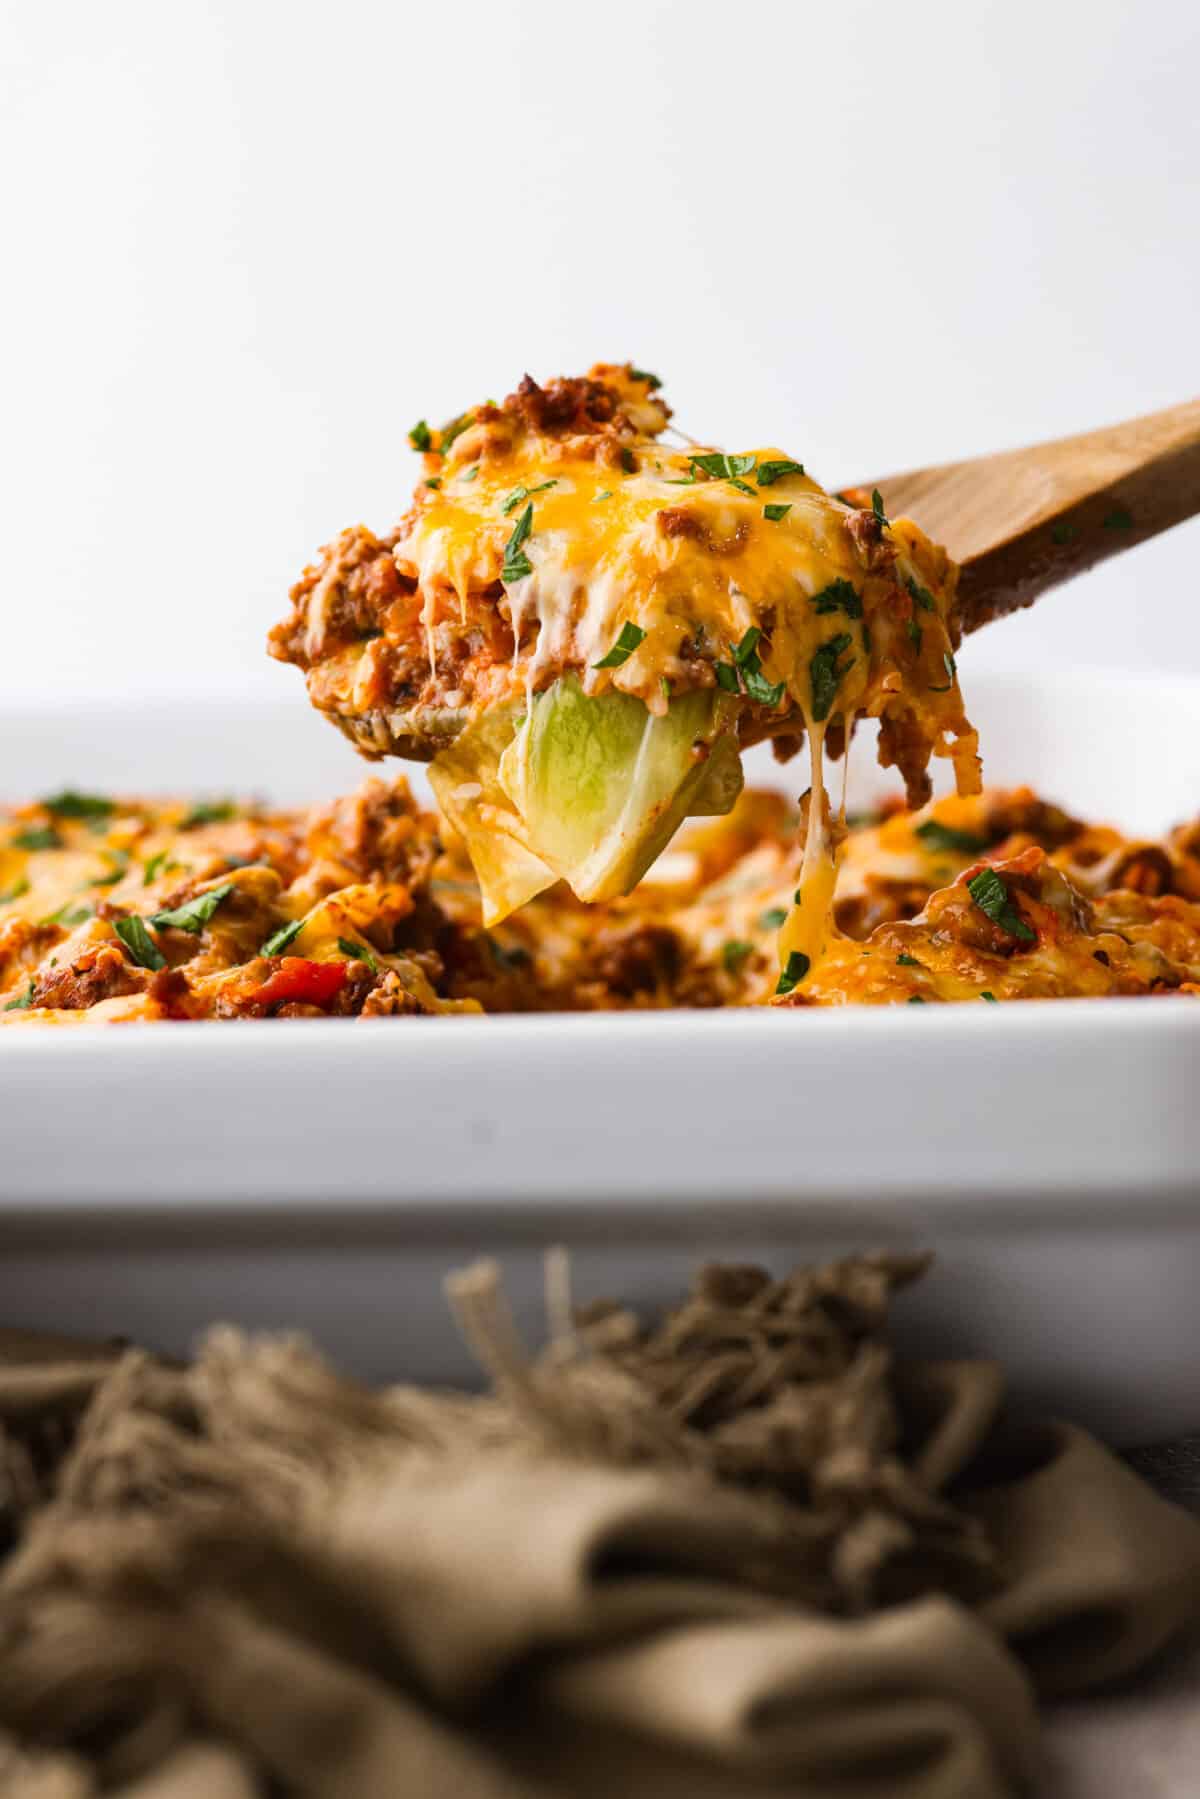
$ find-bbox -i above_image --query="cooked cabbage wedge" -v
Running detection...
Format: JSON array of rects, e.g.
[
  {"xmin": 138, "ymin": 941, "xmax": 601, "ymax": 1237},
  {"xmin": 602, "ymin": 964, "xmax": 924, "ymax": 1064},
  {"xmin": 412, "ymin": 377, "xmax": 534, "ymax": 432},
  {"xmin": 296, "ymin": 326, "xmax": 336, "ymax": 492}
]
[{"xmin": 430, "ymin": 678, "xmax": 742, "ymax": 923}]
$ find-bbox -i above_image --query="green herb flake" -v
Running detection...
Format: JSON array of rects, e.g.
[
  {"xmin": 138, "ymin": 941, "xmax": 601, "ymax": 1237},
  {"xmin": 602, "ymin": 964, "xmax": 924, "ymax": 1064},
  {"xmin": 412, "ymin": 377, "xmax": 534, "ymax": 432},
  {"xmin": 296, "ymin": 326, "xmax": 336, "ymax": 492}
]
[
  {"xmin": 743, "ymin": 668, "xmax": 786, "ymax": 706},
  {"xmin": 0, "ymin": 878, "xmax": 31, "ymax": 904},
  {"xmin": 904, "ymin": 573, "xmax": 935, "ymax": 612},
  {"xmin": 928, "ymin": 650, "xmax": 957, "ymax": 693},
  {"xmin": 809, "ymin": 632, "xmax": 855, "ymax": 722},
  {"xmin": 42, "ymin": 903, "xmax": 92, "ymax": 928},
  {"xmin": 967, "ymin": 867, "xmax": 1036, "ymax": 943},
  {"xmin": 181, "ymin": 801, "xmax": 236, "ymax": 829},
  {"xmin": 914, "ymin": 819, "xmax": 988, "ymax": 855},
  {"xmin": 907, "ymin": 994, "xmax": 926, "ymax": 1004},
  {"xmin": 1051, "ymin": 520, "xmax": 1078, "ymax": 545},
  {"xmin": 629, "ymin": 366, "xmax": 662, "ymax": 390},
  {"xmin": 872, "ymin": 488, "xmax": 889, "ymax": 528},
  {"xmin": 114, "ymin": 915, "xmax": 166, "ymax": 971},
  {"xmin": 438, "ymin": 411, "xmax": 473, "ymax": 454},
  {"xmin": 759, "ymin": 907, "xmax": 788, "ymax": 929},
  {"xmin": 732, "ymin": 627, "xmax": 763, "ymax": 667},
  {"xmin": 13, "ymin": 826, "xmax": 61, "ymax": 852},
  {"xmin": 659, "ymin": 675, "xmax": 672, "ymax": 700},
  {"xmin": 809, "ymin": 578, "xmax": 863, "ymax": 619},
  {"xmin": 502, "ymin": 479, "xmax": 557, "ymax": 516},
  {"xmin": 906, "ymin": 619, "xmax": 923, "ymax": 652},
  {"xmin": 461, "ymin": 464, "xmax": 480, "ymax": 482},
  {"xmin": 142, "ymin": 850, "xmax": 169, "ymax": 886},
  {"xmin": 40, "ymin": 790, "xmax": 114, "ymax": 820},
  {"xmin": 722, "ymin": 938, "xmax": 754, "ymax": 973},
  {"xmin": 775, "ymin": 950, "xmax": 810, "ymax": 996},
  {"xmin": 715, "ymin": 661, "xmax": 740, "ymax": 694},
  {"xmin": 337, "ymin": 936, "xmax": 379, "ymax": 973},
  {"xmin": 980, "ymin": 990, "xmax": 998, "ymax": 1003},
  {"xmin": 593, "ymin": 489, "xmax": 613, "ymax": 503},
  {"xmin": 149, "ymin": 881, "xmax": 235, "ymax": 935},
  {"xmin": 260, "ymin": 918, "xmax": 305, "ymax": 957},
  {"xmin": 408, "ymin": 419, "xmax": 433, "ymax": 452},
  {"xmin": 620, "ymin": 447, "xmax": 637, "ymax": 473},
  {"xmin": 4, "ymin": 981, "xmax": 35, "ymax": 1012},
  {"xmin": 593, "ymin": 621, "xmax": 647, "ymax": 669},
  {"xmin": 1103, "ymin": 506, "xmax": 1134, "ymax": 530},
  {"xmin": 756, "ymin": 458, "xmax": 805, "ymax": 487},
  {"xmin": 424, "ymin": 476, "xmax": 441, "ymax": 490},
  {"xmin": 689, "ymin": 451, "xmax": 757, "ymax": 487},
  {"xmin": 763, "ymin": 502, "xmax": 792, "ymax": 522},
  {"xmin": 896, "ymin": 952, "xmax": 921, "ymax": 967},
  {"xmin": 501, "ymin": 501, "xmax": 534, "ymax": 582}
]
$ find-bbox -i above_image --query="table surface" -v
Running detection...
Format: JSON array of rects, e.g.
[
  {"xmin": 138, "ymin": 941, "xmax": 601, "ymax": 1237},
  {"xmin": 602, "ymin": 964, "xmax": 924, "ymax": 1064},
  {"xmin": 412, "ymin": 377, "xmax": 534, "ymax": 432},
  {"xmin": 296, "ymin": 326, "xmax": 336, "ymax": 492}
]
[{"xmin": 1043, "ymin": 1439, "xmax": 1200, "ymax": 1796}]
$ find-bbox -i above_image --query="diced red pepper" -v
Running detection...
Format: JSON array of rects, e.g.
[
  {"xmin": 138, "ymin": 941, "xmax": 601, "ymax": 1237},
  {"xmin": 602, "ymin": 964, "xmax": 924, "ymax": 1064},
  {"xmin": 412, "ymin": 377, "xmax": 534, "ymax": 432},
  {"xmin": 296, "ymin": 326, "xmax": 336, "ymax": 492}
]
[{"xmin": 252, "ymin": 957, "xmax": 348, "ymax": 1010}]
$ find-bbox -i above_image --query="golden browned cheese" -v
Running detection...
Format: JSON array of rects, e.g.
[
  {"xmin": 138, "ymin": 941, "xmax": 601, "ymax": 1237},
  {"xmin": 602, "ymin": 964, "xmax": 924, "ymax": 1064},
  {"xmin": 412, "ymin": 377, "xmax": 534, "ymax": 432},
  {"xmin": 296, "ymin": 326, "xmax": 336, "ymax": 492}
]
[
  {"xmin": 268, "ymin": 364, "xmax": 980, "ymax": 807},
  {"xmin": 2, "ymin": 780, "xmax": 1198, "ymax": 1025}
]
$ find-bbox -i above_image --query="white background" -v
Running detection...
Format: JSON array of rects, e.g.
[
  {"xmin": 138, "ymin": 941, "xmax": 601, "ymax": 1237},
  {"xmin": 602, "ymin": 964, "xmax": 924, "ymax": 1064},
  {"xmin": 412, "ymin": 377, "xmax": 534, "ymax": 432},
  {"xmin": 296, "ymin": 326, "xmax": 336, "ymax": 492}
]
[{"xmin": 2, "ymin": 0, "xmax": 1197, "ymax": 725}]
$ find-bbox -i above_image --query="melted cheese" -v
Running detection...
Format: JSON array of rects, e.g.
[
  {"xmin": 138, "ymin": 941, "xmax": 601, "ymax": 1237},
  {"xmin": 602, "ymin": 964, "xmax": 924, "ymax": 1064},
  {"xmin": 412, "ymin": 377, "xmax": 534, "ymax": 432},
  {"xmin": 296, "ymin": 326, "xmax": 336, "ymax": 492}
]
[{"xmin": 275, "ymin": 366, "xmax": 983, "ymax": 976}]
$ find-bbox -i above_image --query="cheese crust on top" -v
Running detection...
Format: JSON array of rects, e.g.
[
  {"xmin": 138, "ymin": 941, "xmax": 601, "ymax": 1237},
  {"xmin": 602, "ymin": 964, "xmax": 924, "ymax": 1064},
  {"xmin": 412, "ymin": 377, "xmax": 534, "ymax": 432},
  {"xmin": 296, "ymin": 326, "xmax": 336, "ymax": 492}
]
[
  {"xmin": 269, "ymin": 364, "xmax": 980, "ymax": 809},
  {"xmin": 3, "ymin": 780, "xmax": 1198, "ymax": 1026}
]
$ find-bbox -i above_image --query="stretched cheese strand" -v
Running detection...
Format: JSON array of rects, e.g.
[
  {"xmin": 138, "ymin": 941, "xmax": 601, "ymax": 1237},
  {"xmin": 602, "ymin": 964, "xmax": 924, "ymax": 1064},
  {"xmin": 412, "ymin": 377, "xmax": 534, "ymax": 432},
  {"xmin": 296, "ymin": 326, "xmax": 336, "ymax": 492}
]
[{"xmin": 777, "ymin": 718, "xmax": 842, "ymax": 980}]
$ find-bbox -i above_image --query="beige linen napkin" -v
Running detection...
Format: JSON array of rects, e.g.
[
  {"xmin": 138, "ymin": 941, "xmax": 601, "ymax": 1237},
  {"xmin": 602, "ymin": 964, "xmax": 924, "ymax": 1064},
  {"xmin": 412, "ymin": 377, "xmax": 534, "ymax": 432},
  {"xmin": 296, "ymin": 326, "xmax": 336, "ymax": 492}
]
[{"xmin": 0, "ymin": 1253, "xmax": 1194, "ymax": 1799}]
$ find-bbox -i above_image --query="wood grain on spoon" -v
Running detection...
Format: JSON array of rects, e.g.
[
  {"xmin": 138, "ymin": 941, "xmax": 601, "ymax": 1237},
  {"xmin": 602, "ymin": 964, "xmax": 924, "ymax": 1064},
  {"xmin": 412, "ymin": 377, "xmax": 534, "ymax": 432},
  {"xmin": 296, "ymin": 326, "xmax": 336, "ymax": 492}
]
[{"xmin": 842, "ymin": 397, "xmax": 1200, "ymax": 635}]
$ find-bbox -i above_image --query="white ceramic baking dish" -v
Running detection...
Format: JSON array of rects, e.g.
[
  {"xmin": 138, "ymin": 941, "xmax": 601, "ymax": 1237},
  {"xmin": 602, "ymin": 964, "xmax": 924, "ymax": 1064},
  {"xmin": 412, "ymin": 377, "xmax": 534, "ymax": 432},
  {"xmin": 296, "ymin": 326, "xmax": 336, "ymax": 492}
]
[{"xmin": 1, "ymin": 670, "xmax": 1198, "ymax": 1444}]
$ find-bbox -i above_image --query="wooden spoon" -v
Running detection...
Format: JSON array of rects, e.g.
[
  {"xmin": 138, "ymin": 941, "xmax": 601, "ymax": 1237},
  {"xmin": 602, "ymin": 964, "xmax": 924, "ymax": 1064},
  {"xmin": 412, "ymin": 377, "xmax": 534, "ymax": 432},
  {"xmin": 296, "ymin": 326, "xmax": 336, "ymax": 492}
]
[{"xmin": 841, "ymin": 397, "xmax": 1200, "ymax": 634}]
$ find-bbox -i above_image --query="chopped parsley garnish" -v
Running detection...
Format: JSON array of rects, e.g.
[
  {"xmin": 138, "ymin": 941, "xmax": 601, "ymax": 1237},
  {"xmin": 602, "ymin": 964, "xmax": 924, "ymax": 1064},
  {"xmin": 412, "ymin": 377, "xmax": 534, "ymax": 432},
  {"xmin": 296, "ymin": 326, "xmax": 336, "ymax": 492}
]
[
  {"xmin": 91, "ymin": 851, "xmax": 130, "ymax": 887},
  {"xmin": 408, "ymin": 419, "xmax": 432, "ymax": 452},
  {"xmin": 809, "ymin": 632, "xmax": 855, "ymax": 722},
  {"xmin": 142, "ymin": 850, "xmax": 170, "ymax": 886},
  {"xmin": 42, "ymin": 902, "xmax": 92, "ymax": 927},
  {"xmin": 593, "ymin": 621, "xmax": 646, "ymax": 668},
  {"xmin": 904, "ymin": 573, "xmax": 935, "ymax": 612},
  {"xmin": 775, "ymin": 950, "xmax": 810, "ymax": 995},
  {"xmin": 981, "ymin": 990, "xmax": 998, "ymax": 1002},
  {"xmin": 756, "ymin": 458, "xmax": 805, "ymax": 487},
  {"xmin": 660, "ymin": 675, "xmax": 672, "ymax": 700},
  {"xmin": 1103, "ymin": 506, "xmax": 1134, "ymax": 530},
  {"xmin": 896, "ymin": 953, "xmax": 921, "ymax": 967},
  {"xmin": 871, "ymin": 488, "xmax": 889, "ymax": 528},
  {"xmin": 929, "ymin": 651, "xmax": 956, "ymax": 693},
  {"xmin": 907, "ymin": 994, "xmax": 926, "ymax": 1004},
  {"xmin": 114, "ymin": 915, "xmax": 166, "ymax": 971},
  {"xmin": 620, "ymin": 447, "xmax": 637, "ymax": 473},
  {"xmin": 906, "ymin": 619, "xmax": 923, "ymax": 652},
  {"xmin": 461, "ymin": 464, "xmax": 480, "ymax": 482},
  {"xmin": 149, "ymin": 881, "xmax": 235, "ymax": 935},
  {"xmin": 438, "ymin": 411, "xmax": 472, "ymax": 454},
  {"xmin": 689, "ymin": 451, "xmax": 757, "ymax": 493},
  {"xmin": 40, "ymin": 790, "xmax": 114, "ymax": 819},
  {"xmin": 629, "ymin": 366, "xmax": 661, "ymax": 389},
  {"xmin": 0, "ymin": 878, "xmax": 30, "ymax": 904},
  {"xmin": 763, "ymin": 502, "xmax": 792, "ymax": 522},
  {"xmin": 809, "ymin": 578, "xmax": 863, "ymax": 619},
  {"xmin": 12, "ymin": 826, "xmax": 61, "ymax": 852},
  {"xmin": 1051, "ymin": 520, "xmax": 1077, "ymax": 544},
  {"xmin": 181, "ymin": 801, "xmax": 236, "ymax": 829},
  {"xmin": 593, "ymin": 489, "xmax": 613, "ymax": 503},
  {"xmin": 720, "ymin": 626, "xmax": 785, "ymax": 706},
  {"xmin": 260, "ymin": 918, "xmax": 304, "ymax": 957},
  {"xmin": 759, "ymin": 906, "xmax": 788, "ymax": 929},
  {"xmin": 967, "ymin": 867, "xmax": 1036, "ymax": 943},
  {"xmin": 4, "ymin": 981, "xmax": 35, "ymax": 1011},
  {"xmin": 338, "ymin": 936, "xmax": 379, "ymax": 972},
  {"xmin": 424, "ymin": 476, "xmax": 441, "ymax": 490},
  {"xmin": 501, "ymin": 479, "xmax": 557, "ymax": 516},
  {"xmin": 914, "ymin": 819, "xmax": 988, "ymax": 855},
  {"xmin": 722, "ymin": 938, "xmax": 753, "ymax": 973},
  {"xmin": 501, "ymin": 501, "xmax": 534, "ymax": 582}
]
